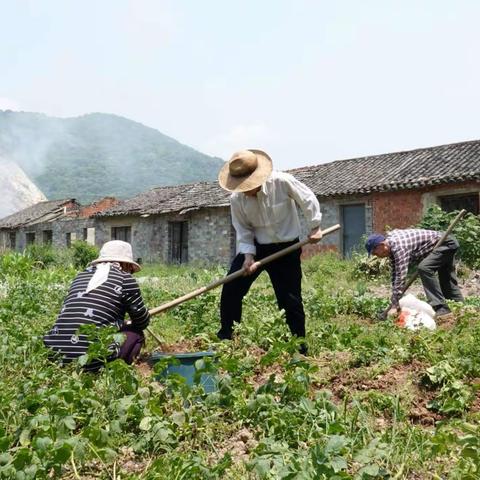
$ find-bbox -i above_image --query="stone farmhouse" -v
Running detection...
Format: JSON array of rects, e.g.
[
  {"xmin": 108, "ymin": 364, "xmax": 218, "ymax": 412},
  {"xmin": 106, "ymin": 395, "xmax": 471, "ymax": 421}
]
[
  {"xmin": 0, "ymin": 197, "xmax": 118, "ymax": 252},
  {"xmin": 291, "ymin": 139, "xmax": 480, "ymax": 256},
  {"xmin": 1, "ymin": 140, "xmax": 479, "ymax": 264},
  {"xmin": 95, "ymin": 182, "xmax": 233, "ymax": 264}
]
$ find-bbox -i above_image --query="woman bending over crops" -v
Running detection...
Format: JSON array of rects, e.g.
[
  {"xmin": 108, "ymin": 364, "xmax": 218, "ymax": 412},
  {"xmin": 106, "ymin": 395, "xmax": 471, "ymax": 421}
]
[{"xmin": 44, "ymin": 240, "xmax": 150, "ymax": 372}]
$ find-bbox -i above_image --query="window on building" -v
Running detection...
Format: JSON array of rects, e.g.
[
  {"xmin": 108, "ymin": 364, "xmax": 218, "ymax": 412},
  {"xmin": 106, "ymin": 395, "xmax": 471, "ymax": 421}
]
[
  {"xmin": 66, "ymin": 232, "xmax": 77, "ymax": 248},
  {"xmin": 84, "ymin": 227, "xmax": 95, "ymax": 245},
  {"xmin": 9, "ymin": 232, "xmax": 16, "ymax": 249},
  {"xmin": 440, "ymin": 193, "xmax": 479, "ymax": 215},
  {"xmin": 111, "ymin": 226, "xmax": 131, "ymax": 243},
  {"xmin": 43, "ymin": 230, "xmax": 53, "ymax": 244},
  {"xmin": 26, "ymin": 232, "xmax": 35, "ymax": 245},
  {"xmin": 168, "ymin": 221, "xmax": 188, "ymax": 263}
]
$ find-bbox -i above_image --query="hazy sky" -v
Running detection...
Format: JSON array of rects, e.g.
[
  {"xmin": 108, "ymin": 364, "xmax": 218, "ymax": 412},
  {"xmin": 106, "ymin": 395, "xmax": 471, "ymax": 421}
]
[{"xmin": 1, "ymin": 0, "xmax": 479, "ymax": 170}]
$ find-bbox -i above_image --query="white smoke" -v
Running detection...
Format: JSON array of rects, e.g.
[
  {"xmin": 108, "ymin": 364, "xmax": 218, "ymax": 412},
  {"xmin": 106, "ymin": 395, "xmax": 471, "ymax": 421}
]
[
  {"xmin": 0, "ymin": 111, "xmax": 68, "ymax": 177},
  {"xmin": 0, "ymin": 110, "xmax": 70, "ymax": 218}
]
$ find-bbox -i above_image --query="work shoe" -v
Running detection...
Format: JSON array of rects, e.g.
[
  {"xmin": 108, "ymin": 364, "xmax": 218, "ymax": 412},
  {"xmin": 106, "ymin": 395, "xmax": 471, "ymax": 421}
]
[
  {"xmin": 298, "ymin": 343, "xmax": 308, "ymax": 356},
  {"xmin": 216, "ymin": 329, "xmax": 233, "ymax": 341},
  {"xmin": 434, "ymin": 306, "xmax": 454, "ymax": 321}
]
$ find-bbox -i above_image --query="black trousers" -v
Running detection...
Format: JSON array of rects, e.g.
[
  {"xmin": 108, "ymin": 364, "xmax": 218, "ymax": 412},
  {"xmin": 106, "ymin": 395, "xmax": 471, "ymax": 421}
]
[
  {"xmin": 219, "ymin": 239, "xmax": 305, "ymax": 338},
  {"xmin": 417, "ymin": 237, "xmax": 464, "ymax": 309}
]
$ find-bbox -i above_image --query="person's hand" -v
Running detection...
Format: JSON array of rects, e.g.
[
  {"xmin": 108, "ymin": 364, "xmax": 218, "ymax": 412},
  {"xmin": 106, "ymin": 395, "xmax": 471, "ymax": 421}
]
[
  {"xmin": 242, "ymin": 254, "xmax": 260, "ymax": 276},
  {"xmin": 308, "ymin": 226, "xmax": 323, "ymax": 243}
]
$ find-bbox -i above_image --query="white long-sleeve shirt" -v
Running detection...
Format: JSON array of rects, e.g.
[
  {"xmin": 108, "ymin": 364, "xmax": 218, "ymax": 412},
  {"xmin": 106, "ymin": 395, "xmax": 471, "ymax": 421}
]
[{"xmin": 230, "ymin": 171, "xmax": 322, "ymax": 255}]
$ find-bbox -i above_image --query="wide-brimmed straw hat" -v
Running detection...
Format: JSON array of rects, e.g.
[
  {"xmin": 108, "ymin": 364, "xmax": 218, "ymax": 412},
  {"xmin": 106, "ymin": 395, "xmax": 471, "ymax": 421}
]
[
  {"xmin": 218, "ymin": 149, "xmax": 273, "ymax": 193},
  {"xmin": 90, "ymin": 240, "xmax": 141, "ymax": 272}
]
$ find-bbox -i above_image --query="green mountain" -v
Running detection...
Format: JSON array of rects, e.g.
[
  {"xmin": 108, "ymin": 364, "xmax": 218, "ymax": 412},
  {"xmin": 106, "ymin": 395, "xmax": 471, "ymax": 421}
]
[{"xmin": 0, "ymin": 111, "xmax": 224, "ymax": 203}]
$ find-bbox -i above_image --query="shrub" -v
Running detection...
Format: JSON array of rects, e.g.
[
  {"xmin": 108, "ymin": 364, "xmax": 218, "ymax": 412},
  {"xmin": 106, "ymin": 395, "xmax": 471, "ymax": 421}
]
[
  {"xmin": 71, "ymin": 240, "xmax": 99, "ymax": 269},
  {"xmin": 24, "ymin": 244, "xmax": 57, "ymax": 267},
  {"xmin": 351, "ymin": 252, "xmax": 390, "ymax": 279},
  {"xmin": 417, "ymin": 205, "xmax": 480, "ymax": 269},
  {"xmin": 0, "ymin": 251, "xmax": 35, "ymax": 279}
]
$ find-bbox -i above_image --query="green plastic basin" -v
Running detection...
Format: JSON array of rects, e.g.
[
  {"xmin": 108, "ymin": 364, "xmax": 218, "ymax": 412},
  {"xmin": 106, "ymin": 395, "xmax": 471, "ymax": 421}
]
[{"xmin": 149, "ymin": 351, "xmax": 217, "ymax": 393}]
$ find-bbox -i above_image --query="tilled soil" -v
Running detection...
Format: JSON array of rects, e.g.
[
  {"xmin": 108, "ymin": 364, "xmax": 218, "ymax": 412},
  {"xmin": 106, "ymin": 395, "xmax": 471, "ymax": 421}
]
[
  {"xmin": 368, "ymin": 270, "xmax": 480, "ymax": 299},
  {"xmin": 136, "ymin": 339, "xmax": 474, "ymax": 431},
  {"xmin": 151, "ymin": 336, "xmax": 211, "ymax": 354},
  {"xmin": 322, "ymin": 359, "xmax": 450, "ymax": 425}
]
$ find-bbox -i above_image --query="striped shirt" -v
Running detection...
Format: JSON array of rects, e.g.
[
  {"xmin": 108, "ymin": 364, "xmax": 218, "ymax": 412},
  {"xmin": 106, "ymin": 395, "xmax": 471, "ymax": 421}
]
[
  {"xmin": 44, "ymin": 264, "xmax": 150, "ymax": 367},
  {"xmin": 387, "ymin": 229, "xmax": 441, "ymax": 306}
]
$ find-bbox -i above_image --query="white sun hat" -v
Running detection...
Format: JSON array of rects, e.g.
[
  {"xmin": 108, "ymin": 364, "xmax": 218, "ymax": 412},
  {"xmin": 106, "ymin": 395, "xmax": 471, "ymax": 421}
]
[{"xmin": 90, "ymin": 240, "xmax": 141, "ymax": 272}]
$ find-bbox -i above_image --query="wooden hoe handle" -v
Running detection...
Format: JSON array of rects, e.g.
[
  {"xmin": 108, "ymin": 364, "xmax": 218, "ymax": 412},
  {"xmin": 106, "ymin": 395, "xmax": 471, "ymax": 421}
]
[{"xmin": 148, "ymin": 223, "xmax": 341, "ymax": 317}]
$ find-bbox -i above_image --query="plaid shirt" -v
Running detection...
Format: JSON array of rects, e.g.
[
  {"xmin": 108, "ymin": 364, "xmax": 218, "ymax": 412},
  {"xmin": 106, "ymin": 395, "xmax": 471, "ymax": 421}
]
[{"xmin": 387, "ymin": 229, "xmax": 441, "ymax": 306}]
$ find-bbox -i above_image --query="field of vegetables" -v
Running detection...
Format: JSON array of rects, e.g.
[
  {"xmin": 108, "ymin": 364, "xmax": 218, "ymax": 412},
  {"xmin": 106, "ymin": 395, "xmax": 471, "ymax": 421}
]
[{"xmin": 1, "ymin": 249, "xmax": 480, "ymax": 479}]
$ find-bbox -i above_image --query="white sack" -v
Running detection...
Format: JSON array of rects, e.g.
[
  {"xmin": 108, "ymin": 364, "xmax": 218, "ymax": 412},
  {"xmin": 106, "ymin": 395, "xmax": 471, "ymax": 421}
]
[
  {"xmin": 399, "ymin": 293, "xmax": 435, "ymax": 317},
  {"xmin": 396, "ymin": 294, "xmax": 436, "ymax": 330}
]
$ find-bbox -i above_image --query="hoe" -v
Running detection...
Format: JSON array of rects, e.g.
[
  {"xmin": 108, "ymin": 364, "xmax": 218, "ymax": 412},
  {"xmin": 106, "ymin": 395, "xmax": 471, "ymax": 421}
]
[{"xmin": 145, "ymin": 223, "xmax": 342, "ymax": 346}]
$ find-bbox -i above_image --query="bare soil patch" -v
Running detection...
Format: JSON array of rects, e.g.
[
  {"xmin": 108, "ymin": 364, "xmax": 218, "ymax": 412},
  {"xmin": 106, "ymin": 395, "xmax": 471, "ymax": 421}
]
[
  {"xmin": 327, "ymin": 361, "xmax": 421, "ymax": 400},
  {"xmin": 367, "ymin": 270, "xmax": 480, "ymax": 299},
  {"xmin": 321, "ymin": 359, "xmax": 450, "ymax": 425},
  {"xmin": 135, "ymin": 358, "xmax": 154, "ymax": 378},
  {"xmin": 469, "ymin": 381, "xmax": 480, "ymax": 413},
  {"xmin": 152, "ymin": 336, "xmax": 211, "ymax": 354},
  {"xmin": 214, "ymin": 427, "xmax": 258, "ymax": 464},
  {"xmin": 409, "ymin": 392, "xmax": 443, "ymax": 426}
]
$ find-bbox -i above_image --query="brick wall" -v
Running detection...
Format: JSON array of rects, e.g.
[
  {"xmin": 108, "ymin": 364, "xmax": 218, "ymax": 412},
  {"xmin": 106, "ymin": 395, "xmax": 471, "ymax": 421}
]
[
  {"xmin": 421, "ymin": 180, "xmax": 480, "ymax": 211},
  {"xmin": 301, "ymin": 243, "xmax": 338, "ymax": 259},
  {"xmin": 64, "ymin": 200, "xmax": 81, "ymax": 213},
  {"xmin": 79, "ymin": 197, "xmax": 119, "ymax": 218},
  {"xmin": 371, "ymin": 180, "xmax": 480, "ymax": 233},
  {"xmin": 371, "ymin": 190, "xmax": 423, "ymax": 232}
]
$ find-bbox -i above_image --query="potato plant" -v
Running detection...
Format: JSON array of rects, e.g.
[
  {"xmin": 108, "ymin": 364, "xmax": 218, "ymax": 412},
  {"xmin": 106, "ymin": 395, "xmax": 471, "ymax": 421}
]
[{"xmin": 0, "ymin": 251, "xmax": 479, "ymax": 479}]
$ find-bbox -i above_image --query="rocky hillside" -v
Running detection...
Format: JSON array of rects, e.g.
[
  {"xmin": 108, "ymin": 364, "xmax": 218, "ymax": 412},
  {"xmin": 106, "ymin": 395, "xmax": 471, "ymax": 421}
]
[
  {"xmin": 0, "ymin": 159, "xmax": 47, "ymax": 219},
  {"xmin": 0, "ymin": 111, "xmax": 224, "ymax": 203}
]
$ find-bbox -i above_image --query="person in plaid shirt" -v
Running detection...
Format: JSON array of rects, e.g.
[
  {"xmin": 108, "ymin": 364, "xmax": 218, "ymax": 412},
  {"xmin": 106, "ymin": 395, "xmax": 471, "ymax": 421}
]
[{"xmin": 365, "ymin": 229, "xmax": 464, "ymax": 319}]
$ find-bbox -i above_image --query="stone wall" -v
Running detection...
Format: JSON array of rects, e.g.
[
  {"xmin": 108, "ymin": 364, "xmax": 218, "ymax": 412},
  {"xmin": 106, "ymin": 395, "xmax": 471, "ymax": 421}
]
[
  {"xmin": 0, "ymin": 231, "xmax": 10, "ymax": 251},
  {"xmin": 301, "ymin": 196, "xmax": 374, "ymax": 258},
  {"xmin": 3, "ymin": 180, "xmax": 478, "ymax": 263},
  {"xmin": 99, "ymin": 207, "xmax": 234, "ymax": 265},
  {"xmin": 8, "ymin": 217, "xmax": 97, "ymax": 250},
  {"xmin": 96, "ymin": 215, "xmax": 161, "ymax": 262},
  {"xmin": 188, "ymin": 207, "xmax": 233, "ymax": 264}
]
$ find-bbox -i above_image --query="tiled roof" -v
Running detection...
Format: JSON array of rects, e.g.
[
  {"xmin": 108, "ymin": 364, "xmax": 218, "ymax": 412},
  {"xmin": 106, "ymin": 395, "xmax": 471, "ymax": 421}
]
[
  {"xmin": 0, "ymin": 199, "xmax": 77, "ymax": 229},
  {"xmin": 96, "ymin": 182, "xmax": 230, "ymax": 217},
  {"xmin": 290, "ymin": 139, "xmax": 480, "ymax": 197},
  {"xmin": 97, "ymin": 139, "xmax": 480, "ymax": 217}
]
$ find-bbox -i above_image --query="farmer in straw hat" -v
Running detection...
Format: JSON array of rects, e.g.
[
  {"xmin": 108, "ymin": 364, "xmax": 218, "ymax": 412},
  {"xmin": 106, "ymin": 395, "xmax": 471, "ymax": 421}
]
[
  {"xmin": 44, "ymin": 240, "xmax": 150, "ymax": 371},
  {"xmin": 217, "ymin": 149, "xmax": 323, "ymax": 354}
]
